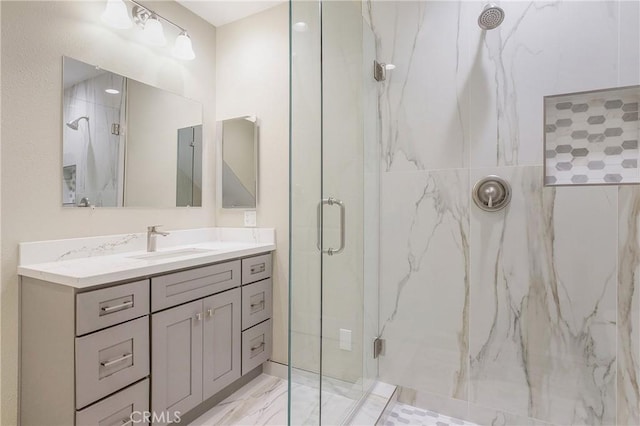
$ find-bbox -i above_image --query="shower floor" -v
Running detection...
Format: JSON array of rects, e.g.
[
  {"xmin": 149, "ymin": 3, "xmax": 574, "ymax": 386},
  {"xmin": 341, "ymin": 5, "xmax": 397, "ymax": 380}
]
[{"xmin": 382, "ymin": 403, "xmax": 478, "ymax": 426}]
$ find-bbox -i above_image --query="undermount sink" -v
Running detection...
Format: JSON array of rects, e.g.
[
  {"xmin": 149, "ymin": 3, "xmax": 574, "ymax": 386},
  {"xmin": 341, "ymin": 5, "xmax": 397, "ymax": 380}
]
[{"xmin": 128, "ymin": 248, "xmax": 216, "ymax": 261}]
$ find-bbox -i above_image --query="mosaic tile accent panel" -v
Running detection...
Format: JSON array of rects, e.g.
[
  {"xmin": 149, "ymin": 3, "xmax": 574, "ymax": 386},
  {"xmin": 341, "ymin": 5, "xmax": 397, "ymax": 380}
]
[
  {"xmin": 383, "ymin": 403, "xmax": 478, "ymax": 426},
  {"xmin": 544, "ymin": 86, "xmax": 640, "ymax": 185}
]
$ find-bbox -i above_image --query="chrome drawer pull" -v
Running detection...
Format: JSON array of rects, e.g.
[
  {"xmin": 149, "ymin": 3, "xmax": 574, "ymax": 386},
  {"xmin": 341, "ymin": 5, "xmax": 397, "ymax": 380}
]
[
  {"xmin": 250, "ymin": 263, "xmax": 266, "ymax": 274},
  {"xmin": 207, "ymin": 309, "xmax": 213, "ymax": 317},
  {"xmin": 101, "ymin": 300, "xmax": 133, "ymax": 313},
  {"xmin": 100, "ymin": 353, "xmax": 133, "ymax": 368},
  {"xmin": 195, "ymin": 312, "xmax": 203, "ymax": 321},
  {"xmin": 250, "ymin": 301, "xmax": 265, "ymax": 310},
  {"xmin": 251, "ymin": 342, "xmax": 265, "ymax": 352}
]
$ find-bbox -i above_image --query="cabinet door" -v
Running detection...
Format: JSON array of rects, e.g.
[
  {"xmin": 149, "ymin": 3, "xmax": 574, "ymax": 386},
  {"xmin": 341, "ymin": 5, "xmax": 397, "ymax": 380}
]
[
  {"xmin": 151, "ymin": 300, "xmax": 203, "ymax": 424},
  {"xmin": 202, "ymin": 288, "xmax": 241, "ymax": 400}
]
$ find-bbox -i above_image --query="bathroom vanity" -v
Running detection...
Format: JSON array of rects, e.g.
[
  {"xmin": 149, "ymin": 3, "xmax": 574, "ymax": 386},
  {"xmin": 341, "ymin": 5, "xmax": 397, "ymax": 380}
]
[{"xmin": 18, "ymin": 228, "xmax": 275, "ymax": 426}]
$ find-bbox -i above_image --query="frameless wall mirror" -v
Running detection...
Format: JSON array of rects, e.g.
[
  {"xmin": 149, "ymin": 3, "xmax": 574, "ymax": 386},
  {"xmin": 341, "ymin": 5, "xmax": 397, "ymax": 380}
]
[
  {"xmin": 62, "ymin": 56, "xmax": 203, "ymax": 208},
  {"xmin": 218, "ymin": 116, "xmax": 258, "ymax": 209}
]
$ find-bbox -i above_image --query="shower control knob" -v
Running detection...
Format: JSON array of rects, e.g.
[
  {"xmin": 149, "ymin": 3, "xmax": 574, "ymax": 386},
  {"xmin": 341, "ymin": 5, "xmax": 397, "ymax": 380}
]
[{"xmin": 472, "ymin": 175, "xmax": 511, "ymax": 212}]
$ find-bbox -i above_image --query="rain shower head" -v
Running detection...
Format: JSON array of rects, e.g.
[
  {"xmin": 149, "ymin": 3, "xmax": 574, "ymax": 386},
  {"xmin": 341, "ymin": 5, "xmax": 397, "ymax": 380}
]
[
  {"xmin": 478, "ymin": 3, "xmax": 505, "ymax": 30},
  {"xmin": 66, "ymin": 116, "xmax": 89, "ymax": 130}
]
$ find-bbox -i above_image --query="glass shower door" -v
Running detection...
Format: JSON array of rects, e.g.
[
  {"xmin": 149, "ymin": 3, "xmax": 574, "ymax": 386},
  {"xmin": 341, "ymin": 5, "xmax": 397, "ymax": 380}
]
[{"xmin": 289, "ymin": 0, "xmax": 380, "ymax": 424}]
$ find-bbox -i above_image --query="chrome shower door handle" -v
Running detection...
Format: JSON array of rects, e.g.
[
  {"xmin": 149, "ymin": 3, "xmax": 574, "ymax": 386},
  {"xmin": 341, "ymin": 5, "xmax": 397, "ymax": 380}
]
[{"xmin": 317, "ymin": 197, "xmax": 346, "ymax": 256}]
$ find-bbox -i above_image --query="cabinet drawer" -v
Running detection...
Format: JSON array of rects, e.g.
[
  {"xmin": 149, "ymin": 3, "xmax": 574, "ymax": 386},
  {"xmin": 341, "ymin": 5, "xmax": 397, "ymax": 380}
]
[
  {"xmin": 76, "ymin": 378, "xmax": 149, "ymax": 426},
  {"xmin": 241, "ymin": 319, "xmax": 272, "ymax": 375},
  {"xmin": 151, "ymin": 260, "xmax": 240, "ymax": 312},
  {"xmin": 76, "ymin": 280, "xmax": 149, "ymax": 336},
  {"xmin": 241, "ymin": 254, "xmax": 272, "ymax": 285},
  {"xmin": 76, "ymin": 316, "xmax": 149, "ymax": 409},
  {"xmin": 241, "ymin": 279, "xmax": 272, "ymax": 331}
]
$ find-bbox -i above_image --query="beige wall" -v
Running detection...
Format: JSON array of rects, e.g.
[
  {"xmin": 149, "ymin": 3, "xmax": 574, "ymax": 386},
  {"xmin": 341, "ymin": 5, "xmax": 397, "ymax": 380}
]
[
  {"xmin": 215, "ymin": 4, "xmax": 289, "ymax": 366},
  {"xmin": 0, "ymin": 2, "xmax": 217, "ymax": 424},
  {"xmin": 125, "ymin": 80, "xmax": 203, "ymax": 207}
]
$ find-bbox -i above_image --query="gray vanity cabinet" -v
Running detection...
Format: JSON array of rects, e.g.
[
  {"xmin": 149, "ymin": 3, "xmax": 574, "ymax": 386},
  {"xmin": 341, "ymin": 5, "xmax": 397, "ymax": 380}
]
[
  {"xmin": 151, "ymin": 287, "xmax": 241, "ymax": 423},
  {"xmin": 202, "ymin": 289, "xmax": 241, "ymax": 399},
  {"xmin": 151, "ymin": 299, "xmax": 203, "ymax": 422},
  {"xmin": 20, "ymin": 252, "xmax": 272, "ymax": 426}
]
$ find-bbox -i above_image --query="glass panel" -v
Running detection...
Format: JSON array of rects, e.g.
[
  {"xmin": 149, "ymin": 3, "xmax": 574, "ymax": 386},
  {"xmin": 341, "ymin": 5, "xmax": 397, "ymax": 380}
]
[
  {"xmin": 289, "ymin": 1, "xmax": 380, "ymax": 424},
  {"xmin": 320, "ymin": 0, "xmax": 367, "ymax": 423},
  {"xmin": 289, "ymin": 0, "xmax": 323, "ymax": 424},
  {"xmin": 362, "ymin": 11, "xmax": 380, "ymax": 396}
]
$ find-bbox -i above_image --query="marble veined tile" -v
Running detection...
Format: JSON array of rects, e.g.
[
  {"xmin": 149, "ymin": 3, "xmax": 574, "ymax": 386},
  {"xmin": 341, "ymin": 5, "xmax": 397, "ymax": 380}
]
[
  {"xmin": 367, "ymin": 0, "xmax": 625, "ymax": 172},
  {"xmin": 469, "ymin": 1, "xmax": 620, "ymax": 167},
  {"xmin": 469, "ymin": 166, "xmax": 617, "ymax": 425},
  {"xmin": 190, "ymin": 374, "xmax": 287, "ymax": 426},
  {"xmin": 379, "ymin": 169, "xmax": 470, "ymax": 402},
  {"xmin": 617, "ymin": 186, "xmax": 640, "ymax": 425},
  {"xmin": 466, "ymin": 402, "xmax": 554, "ymax": 426},
  {"xmin": 367, "ymin": 1, "xmax": 471, "ymax": 172}
]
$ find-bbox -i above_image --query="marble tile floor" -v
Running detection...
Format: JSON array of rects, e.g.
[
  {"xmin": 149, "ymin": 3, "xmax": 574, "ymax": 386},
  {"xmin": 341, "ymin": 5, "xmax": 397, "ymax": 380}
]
[
  {"xmin": 381, "ymin": 403, "xmax": 479, "ymax": 426},
  {"xmin": 190, "ymin": 373, "xmax": 398, "ymax": 426},
  {"xmin": 190, "ymin": 374, "xmax": 288, "ymax": 426},
  {"xmin": 190, "ymin": 373, "xmax": 359, "ymax": 426}
]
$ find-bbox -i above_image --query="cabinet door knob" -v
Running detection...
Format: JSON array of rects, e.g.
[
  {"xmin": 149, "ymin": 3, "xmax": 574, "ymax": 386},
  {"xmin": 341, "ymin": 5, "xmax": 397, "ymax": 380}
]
[
  {"xmin": 207, "ymin": 309, "xmax": 213, "ymax": 317},
  {"xmin": 195, "ymin": 313, "xmax": 203, "ymax": 321}
]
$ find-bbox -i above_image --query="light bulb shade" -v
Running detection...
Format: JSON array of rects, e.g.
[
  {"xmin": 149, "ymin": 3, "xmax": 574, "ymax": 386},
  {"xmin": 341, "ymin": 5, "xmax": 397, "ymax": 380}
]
[
  {"xmin": 142, "ymin": 15, "xmax": 166, "ymax": 46},
  {"xmin": 173, "ymin": 32, "xmax": 196, "ymax": 61},
  {"xmin": 101, "ymin": 0, "xmax": 132, "ymax": 29}
]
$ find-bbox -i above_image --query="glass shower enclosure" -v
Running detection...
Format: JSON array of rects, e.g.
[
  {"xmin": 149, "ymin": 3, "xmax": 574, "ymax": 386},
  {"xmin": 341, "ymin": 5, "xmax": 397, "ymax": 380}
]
[{"xmin": 288, "ymin": 0, "xmax": 380, "ymax": 424}]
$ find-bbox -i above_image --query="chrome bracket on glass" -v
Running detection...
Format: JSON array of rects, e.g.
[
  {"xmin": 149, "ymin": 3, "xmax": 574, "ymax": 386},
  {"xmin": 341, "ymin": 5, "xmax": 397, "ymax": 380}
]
[{"xmin": 317, "ymin": 197, "xmax": 346, "ymax": 256}]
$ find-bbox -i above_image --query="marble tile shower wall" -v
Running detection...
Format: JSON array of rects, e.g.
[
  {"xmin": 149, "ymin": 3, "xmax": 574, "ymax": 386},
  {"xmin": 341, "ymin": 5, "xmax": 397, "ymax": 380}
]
[{"xmin": 369, "ymin": 1, "xmax": 640, "ymax": 425}]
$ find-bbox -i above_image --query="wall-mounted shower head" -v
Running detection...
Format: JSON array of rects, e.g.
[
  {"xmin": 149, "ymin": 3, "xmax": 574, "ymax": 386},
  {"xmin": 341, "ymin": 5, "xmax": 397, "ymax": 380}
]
[
  {"xmin": 478, "ymin": 3, "xmax": 505, "ymax": 30},
  {"xmin": 66, "ymin": 116, "xmax": 89, "ymax": 130}
]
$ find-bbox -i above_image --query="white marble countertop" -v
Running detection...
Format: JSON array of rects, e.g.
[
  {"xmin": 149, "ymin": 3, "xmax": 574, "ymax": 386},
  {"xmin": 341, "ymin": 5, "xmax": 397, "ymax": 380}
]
[{"xmin": 18, "ymin": 228, "xmax": 275, "ymax": 288}]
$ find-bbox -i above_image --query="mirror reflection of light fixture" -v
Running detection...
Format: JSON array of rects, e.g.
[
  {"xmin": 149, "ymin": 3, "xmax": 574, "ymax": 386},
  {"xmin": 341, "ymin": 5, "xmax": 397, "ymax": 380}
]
[
  {"xmin": 105, "ymin": 88, "xmax": 120, "ymax": 94},
  {"xmin": 101, "ymin": 0, "xmax": 132, "ymax": 29},
  {"xmin": 293, "ymin": 22, "xmax": 308, "ymax": 32},
  {"xmin": 100, "ymin": 0, "xmax": 196, "ymax": 60}
]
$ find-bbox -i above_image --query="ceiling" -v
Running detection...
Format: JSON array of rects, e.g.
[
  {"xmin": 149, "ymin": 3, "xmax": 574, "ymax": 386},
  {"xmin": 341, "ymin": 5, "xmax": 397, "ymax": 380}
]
[{"xmin": 176, "ymin": 1, "xmax": 285, "ymax": 27}]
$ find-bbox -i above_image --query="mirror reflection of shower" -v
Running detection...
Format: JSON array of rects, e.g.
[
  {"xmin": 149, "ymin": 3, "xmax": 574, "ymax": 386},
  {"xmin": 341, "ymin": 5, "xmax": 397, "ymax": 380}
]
[
  {"xmin": 65, "ymin": 116, "xmax": 89, "ymax": 130},
  {"xmin": 478, "ymin": 3, "xmax": 505, "ymax": 30}
]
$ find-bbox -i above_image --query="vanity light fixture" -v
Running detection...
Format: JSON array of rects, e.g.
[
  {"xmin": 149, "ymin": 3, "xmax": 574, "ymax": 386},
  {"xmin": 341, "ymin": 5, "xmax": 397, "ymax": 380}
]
[
  {"xmin": 101, "ymin": 0, "xmax": 132, "ymax": 29},
  {"xmin": 100, "ymin": 0, "xmax": 196, "ymax": 60},
  {"xmin": 140, "ymin": 13, "xmax": 166, "ymax": 46},
  {"xmin": 173, "ymin": 31, "xmax": 195, "ymax": 61}
]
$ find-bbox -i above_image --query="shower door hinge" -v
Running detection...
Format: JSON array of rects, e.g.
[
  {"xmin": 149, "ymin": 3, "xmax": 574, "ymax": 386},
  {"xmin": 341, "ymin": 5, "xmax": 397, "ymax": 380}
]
[
  {"xmin": 111, "ymin": 123, "xmax": 120, "ymax": 136},
  {"xmin": 373, "ymin": 337, "xmax": 385, "ymax": 359},
  {"xmin": 373, "ymin": 60, "xmax": 386, "ymax": 82}
]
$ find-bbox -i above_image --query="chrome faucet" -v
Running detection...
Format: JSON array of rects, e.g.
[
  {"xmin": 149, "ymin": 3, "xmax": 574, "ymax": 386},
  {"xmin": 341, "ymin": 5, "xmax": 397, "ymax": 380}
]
[{"xmin": 147, "ymin": 225, "xmax": 169, "ymax": 252}]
